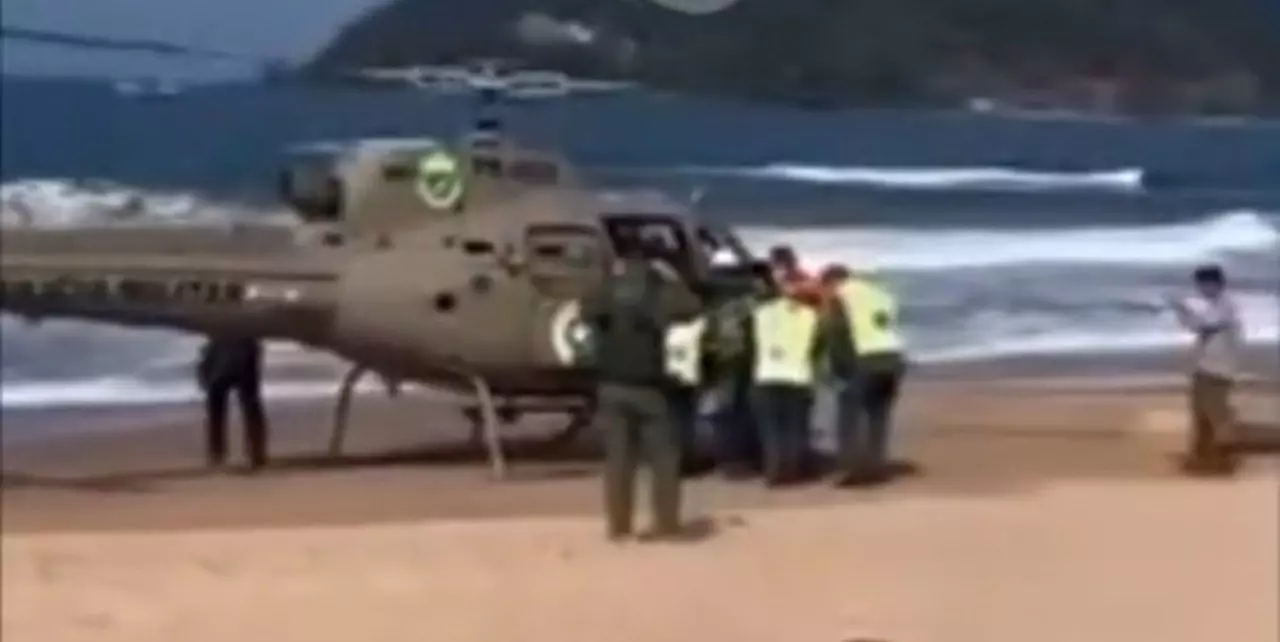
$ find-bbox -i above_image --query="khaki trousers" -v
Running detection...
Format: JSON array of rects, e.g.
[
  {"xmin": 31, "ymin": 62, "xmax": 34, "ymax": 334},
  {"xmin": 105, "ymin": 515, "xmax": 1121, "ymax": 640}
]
[{"xmin": 1186, "ymin": 372, "xmax": 1238, "ymax": 472}]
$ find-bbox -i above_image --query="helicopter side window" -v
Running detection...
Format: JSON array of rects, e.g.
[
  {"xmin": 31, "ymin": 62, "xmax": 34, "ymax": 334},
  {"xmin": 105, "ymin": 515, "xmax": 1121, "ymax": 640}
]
[
  {"xmin": 279, "ymin": 166, "xmax": 343, "ymax": 222},
  {"xmin": 523, "ymin": 223, "xmax": 605, "ymax": 298},
  {"xmin": 525, "ymin": 224, "xmax": 602, "ymax": 271},
  {"xmin": 532, "ymin": 244, "xmax": 567, "ymax": 259},
  {"xmin": 471, "ymin": 156, "xmax": 502, "ymax": 177}
]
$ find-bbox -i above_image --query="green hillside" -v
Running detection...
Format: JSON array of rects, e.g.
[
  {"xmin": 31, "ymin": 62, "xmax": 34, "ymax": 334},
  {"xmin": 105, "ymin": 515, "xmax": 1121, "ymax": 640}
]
[{"xmin": 308, "ymin": 0, "xmax": 1280, "ymax": 112}]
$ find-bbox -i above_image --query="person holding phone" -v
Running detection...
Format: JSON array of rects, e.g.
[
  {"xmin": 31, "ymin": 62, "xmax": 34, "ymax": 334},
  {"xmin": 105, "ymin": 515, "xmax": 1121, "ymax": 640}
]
[{"xmin": 1167, "ymin": 264, "xmax": 1244, "ymax": 476}]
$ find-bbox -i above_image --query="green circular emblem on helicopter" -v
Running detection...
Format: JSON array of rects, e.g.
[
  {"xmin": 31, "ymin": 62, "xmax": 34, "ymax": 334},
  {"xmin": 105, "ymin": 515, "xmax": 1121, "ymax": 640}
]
[{"xmin": 415, "ymin": 150, "xmax": 465, "ymax": 210}]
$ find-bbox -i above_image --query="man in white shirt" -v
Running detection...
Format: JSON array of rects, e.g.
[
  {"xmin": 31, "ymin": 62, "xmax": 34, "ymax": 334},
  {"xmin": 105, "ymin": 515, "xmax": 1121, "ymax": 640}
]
[{"xmin": 1167, "ymin": 264, "xmax": 1244, "ymax": 476}]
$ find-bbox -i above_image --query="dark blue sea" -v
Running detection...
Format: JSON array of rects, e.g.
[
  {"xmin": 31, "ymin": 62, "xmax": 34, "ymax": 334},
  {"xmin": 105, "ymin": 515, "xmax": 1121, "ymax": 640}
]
[{"xmin": 2, "ymin": 76, "xmax": 1278, "ymax": 408}]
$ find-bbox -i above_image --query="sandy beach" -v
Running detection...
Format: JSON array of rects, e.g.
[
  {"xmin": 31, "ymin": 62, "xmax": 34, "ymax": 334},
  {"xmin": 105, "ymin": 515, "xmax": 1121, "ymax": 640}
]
[{"xmin": 3, "ymin": 356, "xmax": 1278, "ymax": 642}]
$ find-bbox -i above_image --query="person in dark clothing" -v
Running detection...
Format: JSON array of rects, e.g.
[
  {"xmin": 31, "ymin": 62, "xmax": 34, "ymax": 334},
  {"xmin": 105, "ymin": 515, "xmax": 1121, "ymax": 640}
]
[
  {"xmin": 666, "ymin": 383, "xmax": 703, "ymax": 476},
  {"xmin": 702, "ymin": 300, "xmax": 763, "ymax": 479},
  {"xmin": 581, "ymin": 249, "xmax": 703, "ymax": 541},
  {"xmin": 197, "ymin": 335, "xmax": 269, "ymax": 471}
]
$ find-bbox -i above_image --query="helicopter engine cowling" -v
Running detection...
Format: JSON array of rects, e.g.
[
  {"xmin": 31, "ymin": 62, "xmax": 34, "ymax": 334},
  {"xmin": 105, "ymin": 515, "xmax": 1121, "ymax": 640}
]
[
  {"xmin": 320, "ymin": 234, "xmax": 546, "ymax": 393},
  {"xmin": 323, "ymin": 247, "xmax": 454, "ymax": 384}
]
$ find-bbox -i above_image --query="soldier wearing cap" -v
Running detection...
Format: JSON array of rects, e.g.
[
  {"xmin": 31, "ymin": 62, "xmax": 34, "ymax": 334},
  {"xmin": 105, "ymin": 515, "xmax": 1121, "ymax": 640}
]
[{"xmin": 582, "ymin": 238, "xmax": 703, "ymax": 541}]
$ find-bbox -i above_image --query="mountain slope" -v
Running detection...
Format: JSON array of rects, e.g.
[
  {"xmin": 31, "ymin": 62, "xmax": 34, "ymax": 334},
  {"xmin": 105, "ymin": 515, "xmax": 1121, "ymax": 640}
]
[{"xmin": 308, "ymin": 0, "xmax": 1280, "ymax": 111}]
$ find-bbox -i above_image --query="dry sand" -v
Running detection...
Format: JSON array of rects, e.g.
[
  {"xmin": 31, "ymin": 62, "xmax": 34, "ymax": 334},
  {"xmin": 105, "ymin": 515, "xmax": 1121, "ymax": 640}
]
[{"xmin": 3, "ymin": 376, "xmax": 1278, "ymax": 642}]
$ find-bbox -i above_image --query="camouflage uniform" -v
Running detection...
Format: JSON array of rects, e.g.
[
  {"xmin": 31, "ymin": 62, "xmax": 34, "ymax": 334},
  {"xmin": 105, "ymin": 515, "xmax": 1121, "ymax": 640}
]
[
  {"xmin": 581, "ymin": 258, "xmax": 702, "ymax": 539},
  {"xmin": 702, "ymin": 298, "xmax": 762, "ymax": 477}
]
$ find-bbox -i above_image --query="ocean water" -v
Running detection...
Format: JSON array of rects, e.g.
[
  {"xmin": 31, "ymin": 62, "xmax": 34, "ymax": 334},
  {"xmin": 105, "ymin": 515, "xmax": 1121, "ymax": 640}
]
[{"xmin": 2, "ymin": 76, "xmax": 1278, "ymax": 409}]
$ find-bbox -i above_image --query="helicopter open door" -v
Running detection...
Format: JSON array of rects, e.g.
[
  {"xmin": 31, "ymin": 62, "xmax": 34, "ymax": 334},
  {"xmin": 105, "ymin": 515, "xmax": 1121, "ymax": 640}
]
[
  {"xmin": 696, "ymin": 223, "xmax": 775, "ymax": 297},
  {"xmin": 521, "ymin": 215, "xmax": 699, "ymax": 297},
  {"xmin": 598, "ymin": 213, "xmax": 705, "ymax": 287}
]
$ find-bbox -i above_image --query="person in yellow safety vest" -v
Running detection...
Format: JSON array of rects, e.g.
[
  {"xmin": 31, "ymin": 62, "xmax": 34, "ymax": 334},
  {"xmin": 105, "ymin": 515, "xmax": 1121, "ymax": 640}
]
[
  {"xmin": 747, "ymin": 294, "xmax": 825, "ymax": 485},
  {"xmin": 825, "ymin": 270, "xmax": 908, "ymax": 486},
  {"xmin": 664, "ymin": 313, "xmax": 713, "ymax": 477}
]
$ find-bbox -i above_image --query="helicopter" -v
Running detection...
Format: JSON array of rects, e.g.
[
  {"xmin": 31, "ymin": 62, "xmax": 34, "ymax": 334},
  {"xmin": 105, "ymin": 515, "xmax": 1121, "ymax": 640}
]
[{"xmin": 0, "ymin": 83, "xmax": 774, "ymax": 479}]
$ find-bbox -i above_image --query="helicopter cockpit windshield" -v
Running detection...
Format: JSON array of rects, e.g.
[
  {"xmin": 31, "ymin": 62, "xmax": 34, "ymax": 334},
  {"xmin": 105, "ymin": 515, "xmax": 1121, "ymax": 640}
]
[
  {"xmin": 278, "ymin": 146, "xmax": 343, "ymax": 222},
  {"xmin": 602, "ymin": 214, "xmax": 692, "ymax": 277},
  {"xmin": 697, "ymin": 224, "xmax": 754, "ymax": 268},
  {"xmin": 697, "ymin": 223, "xmax": 773, "ymax": 295}
]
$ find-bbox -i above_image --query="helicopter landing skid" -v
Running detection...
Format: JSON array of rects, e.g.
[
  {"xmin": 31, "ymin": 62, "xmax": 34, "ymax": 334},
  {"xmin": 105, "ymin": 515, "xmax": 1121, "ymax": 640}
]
[
  {"xmin": 461, "ymin": 397, "xmax": 594, "ymax": 449},
  {"xmin": 327, "ymin": 364, "xmax": 367, "ymax": 458},
  {"xmin": 327, "ymin": 365, "xmax": 508, "ymax": 480}
]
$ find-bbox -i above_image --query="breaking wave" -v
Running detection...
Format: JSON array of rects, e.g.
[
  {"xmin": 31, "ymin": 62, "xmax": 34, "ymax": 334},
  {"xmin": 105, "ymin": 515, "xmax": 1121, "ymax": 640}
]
[
  {"xmin": 738, "ymin": 209, "xmax": 1279, "ymax": 271},
  {"xmin": 0, "ymin": 178, "xmax": 1276, "ymax": 409},
  {"xmin": 684, "ymin": 163, "xmax": 1146, "ymax": 191},
  {"xmin": 1, "ymin": 178, "xmax": 292, "ymax": 227},
  {"xmin": 739, "ymin": 209, "xmax": 1278, "ymax": 364}
]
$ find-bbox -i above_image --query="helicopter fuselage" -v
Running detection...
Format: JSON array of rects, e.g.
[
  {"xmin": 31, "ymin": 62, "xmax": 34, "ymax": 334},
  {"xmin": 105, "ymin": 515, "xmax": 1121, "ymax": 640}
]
[
  {"xmin": 0, "ymin": 224, "xmax": 585, "ymax": 397},
  {"xmin": 0, "ymin": 137, "xmax": 768, "ymax": 411}
]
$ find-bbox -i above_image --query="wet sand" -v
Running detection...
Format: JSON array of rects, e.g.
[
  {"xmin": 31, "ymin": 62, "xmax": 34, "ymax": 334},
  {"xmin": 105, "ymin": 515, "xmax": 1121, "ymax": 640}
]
[{"xmin": 3, "ymin": 369, "xmax": 1278, "ymax": 642}]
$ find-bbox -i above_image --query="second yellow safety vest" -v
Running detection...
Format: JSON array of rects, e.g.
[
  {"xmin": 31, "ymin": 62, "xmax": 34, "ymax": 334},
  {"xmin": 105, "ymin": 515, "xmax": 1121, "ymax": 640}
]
[
  {"xmin": 751, "ymin": 298, "xmax": 819, "ymax": 385},
  {"xmin": 835, "ymin": 277, "xmax": 905, "ymax": 356},
  {"xmin": 665, "ymin": 316, "xmax": 707, "ymax": 386}
]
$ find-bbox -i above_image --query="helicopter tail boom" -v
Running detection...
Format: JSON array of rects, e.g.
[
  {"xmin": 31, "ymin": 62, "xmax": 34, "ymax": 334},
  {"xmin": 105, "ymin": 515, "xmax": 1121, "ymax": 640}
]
[{"xmin": 0, "ymin": 226, "xmax": 341, "ymax": 340}]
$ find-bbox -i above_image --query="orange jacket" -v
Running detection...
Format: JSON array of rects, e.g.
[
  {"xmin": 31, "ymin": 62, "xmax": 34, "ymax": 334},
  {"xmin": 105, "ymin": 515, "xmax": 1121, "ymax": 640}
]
[{"xmin": 778, "ymin": 269, "xmax": 824, "ymax": 307}]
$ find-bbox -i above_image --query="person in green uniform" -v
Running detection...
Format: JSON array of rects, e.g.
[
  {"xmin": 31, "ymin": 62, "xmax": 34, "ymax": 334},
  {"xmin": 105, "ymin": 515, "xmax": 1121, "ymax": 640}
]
[
  {"xmin": 581, "ymin": 243, "xmax": 703, "ymax": 541},
  {"xmin": 703, "ymin": 296, "xmax": 764, "ymax": 479},
  {"xmin": 827, "ymin": 271, "xmax": 908, "ymax": 485}
]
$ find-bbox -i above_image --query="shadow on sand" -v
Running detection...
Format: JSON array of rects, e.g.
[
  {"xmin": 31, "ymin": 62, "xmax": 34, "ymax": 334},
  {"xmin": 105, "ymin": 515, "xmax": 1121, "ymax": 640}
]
[
  {"xmin": 2, "ymin": 434, "xmax": 933, "ymax": 496},
  {"xmin": 1, "ymin": 471, "xmax": 158, "ymax": 494},
  {"xmin": 1236, "ymin": 420, "xmax": 1280, "ymax": 454},
  {"xmin": 1, "ymin": 434, "xmax": 608, "ymax": 493},
  {"xmin": 4, "ymin": 421, "xmax": 1277, "ymax": 499}
]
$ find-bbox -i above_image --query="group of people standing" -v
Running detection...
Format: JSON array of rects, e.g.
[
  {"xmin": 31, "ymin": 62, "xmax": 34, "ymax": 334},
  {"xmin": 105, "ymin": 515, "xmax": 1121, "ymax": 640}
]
[
  {"xmin": 583, "ymin": 242, "xmax": 908, "ymax": 541},
  {"xmin": 188, "ymin": 242, "xmax": 1246, "ymax": 542}
]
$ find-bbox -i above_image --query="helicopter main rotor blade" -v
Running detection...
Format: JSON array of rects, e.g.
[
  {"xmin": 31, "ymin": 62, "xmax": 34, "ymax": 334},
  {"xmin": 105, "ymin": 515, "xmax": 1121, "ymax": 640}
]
[{"xmin": 1, "ymin": 25, "xmax": 279, "ymax": 64}]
